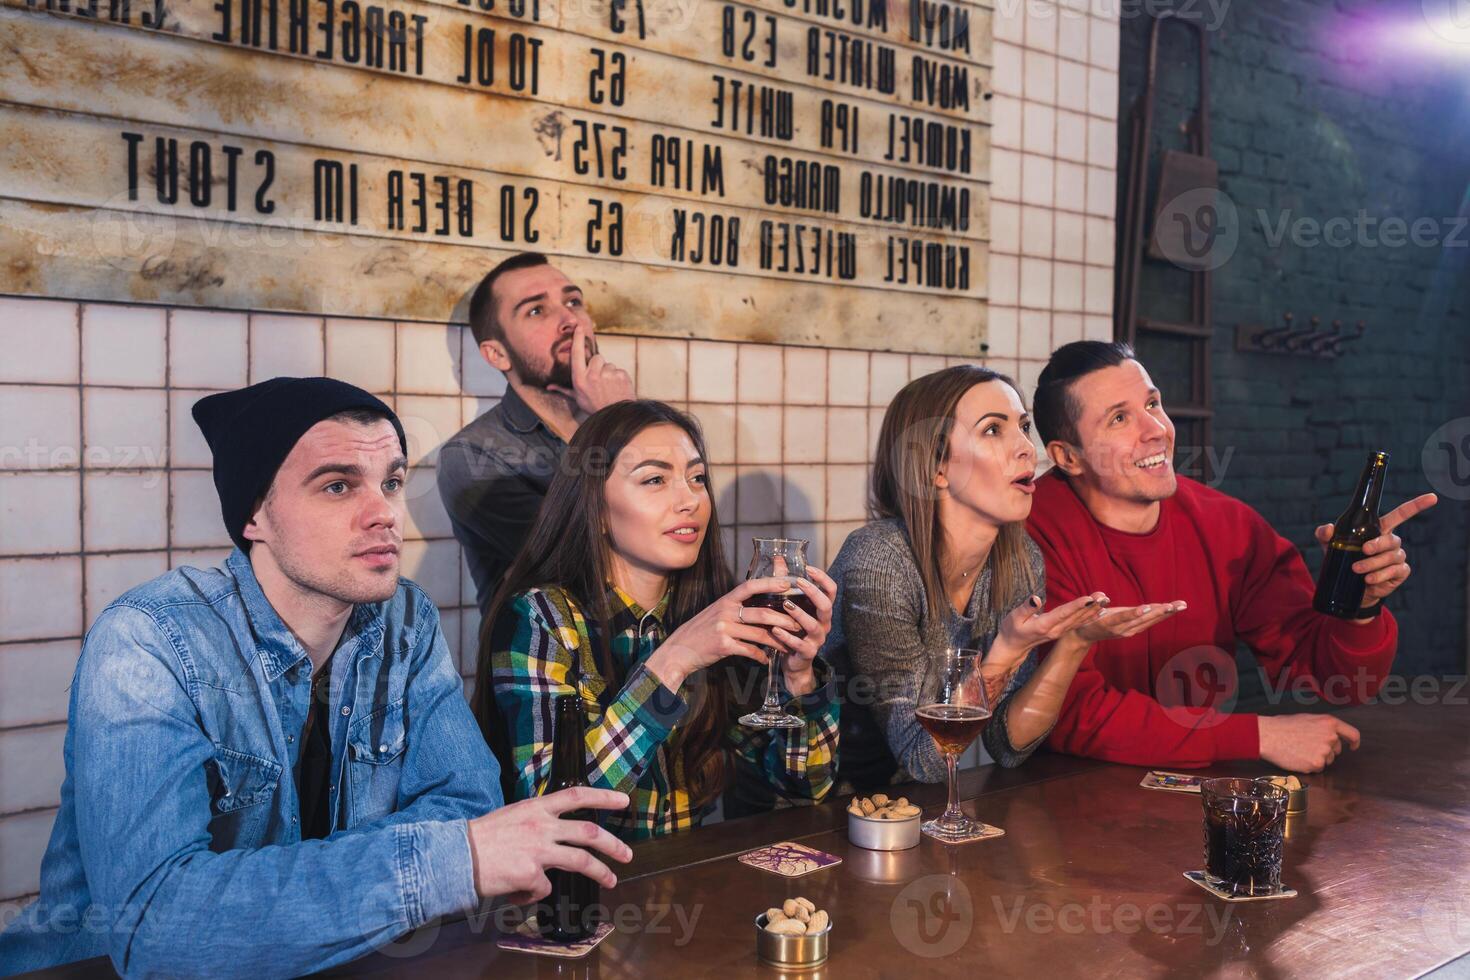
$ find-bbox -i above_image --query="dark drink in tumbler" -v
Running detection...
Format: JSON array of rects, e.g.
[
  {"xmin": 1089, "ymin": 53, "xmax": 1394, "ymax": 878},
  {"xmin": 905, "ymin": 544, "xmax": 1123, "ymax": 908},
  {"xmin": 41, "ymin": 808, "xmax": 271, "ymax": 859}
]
[
  {"xmin": 1201, "ymin": 778, "xmax": 1288, "ymax": 897},
  {"xmin": 742, "ymin": 588, "xmax": 817, "ymax": 639},
  {"xmin": 916, "ymin": 703, "xmax": 990, "ymax": 756},
  {"xmin": 1314, "ymin": 451, "xmax": 1388, "ymax": 618},
  {"xmin": 538, "ymin": 694, "xmax": 600, "ymax": 941}
]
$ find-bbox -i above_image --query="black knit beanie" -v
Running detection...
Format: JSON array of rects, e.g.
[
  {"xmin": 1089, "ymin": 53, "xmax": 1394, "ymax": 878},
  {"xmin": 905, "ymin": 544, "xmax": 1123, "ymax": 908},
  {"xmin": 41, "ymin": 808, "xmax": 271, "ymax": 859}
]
[{"xmin": 191, "ymin": 377, "xmax": 407, "ymax": 551}]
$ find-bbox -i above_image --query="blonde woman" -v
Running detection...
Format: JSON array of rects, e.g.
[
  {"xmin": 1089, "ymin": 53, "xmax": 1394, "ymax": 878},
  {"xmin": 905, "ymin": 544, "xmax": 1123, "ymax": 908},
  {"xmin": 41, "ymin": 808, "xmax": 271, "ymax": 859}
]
[{"xmin": 823, "ymin": 366, "xmax": 1183, "ymax": 790}]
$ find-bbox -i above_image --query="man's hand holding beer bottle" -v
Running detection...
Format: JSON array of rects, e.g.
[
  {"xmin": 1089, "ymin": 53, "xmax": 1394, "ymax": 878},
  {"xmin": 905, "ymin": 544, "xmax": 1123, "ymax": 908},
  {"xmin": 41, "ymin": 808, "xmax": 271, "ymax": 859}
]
[
  {"xmin": 466, "ymin": 787, "xmax": 632, "ymax": 908},
  {"xmin": 1259, "ymin": 451, "xmax": 1439, "ymax": 774}
]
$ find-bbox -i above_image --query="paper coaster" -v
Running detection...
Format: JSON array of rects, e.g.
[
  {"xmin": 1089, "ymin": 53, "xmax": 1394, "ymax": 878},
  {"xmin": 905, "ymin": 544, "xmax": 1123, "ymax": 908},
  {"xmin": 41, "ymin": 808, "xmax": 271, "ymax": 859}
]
[
  {"xmin": 920, "ymin": 823, "xmax": 1007, "ymax": 844},
  {"xmin": 1183, "ymin": 871, "xmax": 1297, "ymax": 902},
  {"xmin": 494, "ymin": 917, "xmax": 615, "ymax": 958},
  {"xmin": 739, "ymin": 841, "xmax": 843, "ymax": 877},
  {"xmin": 1140, "ymin": 770, "xmax": 1204, "ymax": 794}
]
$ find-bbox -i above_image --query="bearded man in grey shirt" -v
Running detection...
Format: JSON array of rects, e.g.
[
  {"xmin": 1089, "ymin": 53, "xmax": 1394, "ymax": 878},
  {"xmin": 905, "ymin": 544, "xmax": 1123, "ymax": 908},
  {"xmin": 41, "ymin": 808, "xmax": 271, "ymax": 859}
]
[{"xmin": 438, "ymin": 253, "xmax": 634, "ymax": 618}]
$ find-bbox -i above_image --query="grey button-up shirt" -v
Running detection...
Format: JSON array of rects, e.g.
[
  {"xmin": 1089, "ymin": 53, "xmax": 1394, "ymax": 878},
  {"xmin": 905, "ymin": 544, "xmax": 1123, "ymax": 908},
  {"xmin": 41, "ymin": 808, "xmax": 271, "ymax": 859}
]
[{"xmin": 437, "ymin": 385, "xmax": 567, "ymax": 617}]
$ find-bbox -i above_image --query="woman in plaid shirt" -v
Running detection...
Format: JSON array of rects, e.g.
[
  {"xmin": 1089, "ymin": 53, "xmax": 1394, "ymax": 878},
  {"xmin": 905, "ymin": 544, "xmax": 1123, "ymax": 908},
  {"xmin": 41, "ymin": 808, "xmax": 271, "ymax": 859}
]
[{"xmin": 474, "ymin": 400, "xmax": 840, "ymax": 841}]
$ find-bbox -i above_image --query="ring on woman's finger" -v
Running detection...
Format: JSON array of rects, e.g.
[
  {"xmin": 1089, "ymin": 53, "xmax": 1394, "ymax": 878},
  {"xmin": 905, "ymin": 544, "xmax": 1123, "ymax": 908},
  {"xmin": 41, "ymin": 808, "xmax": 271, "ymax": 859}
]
[{"xmin": 736, "ymin": 607, "xmax": 745, "ymax": 625}]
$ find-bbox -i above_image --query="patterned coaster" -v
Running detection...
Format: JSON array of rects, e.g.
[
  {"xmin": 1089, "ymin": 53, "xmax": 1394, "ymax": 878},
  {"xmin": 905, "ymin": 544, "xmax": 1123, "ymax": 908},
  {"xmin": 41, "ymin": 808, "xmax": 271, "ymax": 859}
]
[
  {"xmin": 494, "ymin": 917, "xmax": 615, "ymax": 958},
  {"xmin": 739, "ymin": 841, "xmax": 843, "ymax": 877},
  {"xmin": 1140, "ymin": 770, "xmax": 1204, "ymax": 794},
  {"xmin": 920, "ymin": 822, "xmax": 1007, "ymax": 845},
  {"xmin": 1183, "ymin": 871, "xmax": 1297, "ymax": 902}
]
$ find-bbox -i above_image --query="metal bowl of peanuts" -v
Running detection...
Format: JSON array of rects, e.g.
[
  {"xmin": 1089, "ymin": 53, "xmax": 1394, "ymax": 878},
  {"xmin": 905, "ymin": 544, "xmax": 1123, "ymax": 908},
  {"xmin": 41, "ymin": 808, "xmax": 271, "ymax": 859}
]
[
  {"xmin": 847, "ymin": 793, "xmax": 922, "ymax": 851},
  {"xmin": 756, "ymin": 897, "xmax": 830, "ymax": 968},
  {"xmin": 1266, "ymin": 774, "xmax": 1308, "ymax": 814}
]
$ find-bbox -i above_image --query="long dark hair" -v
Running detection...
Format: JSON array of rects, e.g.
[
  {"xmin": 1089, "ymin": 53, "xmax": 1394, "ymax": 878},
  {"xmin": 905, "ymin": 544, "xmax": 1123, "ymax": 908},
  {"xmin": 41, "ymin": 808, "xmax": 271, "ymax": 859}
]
[
  {"xmin": 474, "ymin": 400, "xmax": 740, "ymax": 807},
  {"xmin": 871, "ymin": 365, "xmax": 1040, "ymax": 624}
]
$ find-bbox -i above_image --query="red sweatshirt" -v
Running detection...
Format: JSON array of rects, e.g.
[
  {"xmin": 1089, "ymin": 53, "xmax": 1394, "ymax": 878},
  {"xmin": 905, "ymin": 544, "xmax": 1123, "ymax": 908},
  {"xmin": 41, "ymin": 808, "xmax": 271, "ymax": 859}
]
[{"xmin": 1025, "ymin": 472, "xmax": 1397, "ymax": 767}]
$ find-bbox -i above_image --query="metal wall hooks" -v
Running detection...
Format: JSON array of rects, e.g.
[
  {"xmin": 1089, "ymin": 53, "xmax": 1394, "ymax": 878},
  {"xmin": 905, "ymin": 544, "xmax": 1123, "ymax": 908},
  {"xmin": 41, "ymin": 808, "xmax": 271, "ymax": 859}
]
[{"xmin": 1234, "ymin": 313, "xmax": 1367, "ymax": 359}]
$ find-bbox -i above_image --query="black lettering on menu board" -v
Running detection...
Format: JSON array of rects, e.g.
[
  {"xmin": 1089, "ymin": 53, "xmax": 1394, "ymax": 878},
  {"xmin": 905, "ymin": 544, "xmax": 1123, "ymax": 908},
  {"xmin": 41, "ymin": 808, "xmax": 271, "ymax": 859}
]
[
  {"xmin": 122, "ymin": 132, "xmax": 144, "ymax": 201},
  {"xmin": 758, "ymin": 221, "xmax": 855, "ymax": 280},
  {"xmin": 498, "ymin": 185, "xmax": 540, "ymax": 242},
  {"xmin": 221, "ymin": 144, "xmax": 243, "ymax": 210},
  {"xmin": 909, "ymin": 0, "xmax": 971, "ymax": 55},
  {"xmin": 819, "ymin": 99, "xmax": 860, "ymax": 154},
  {"xmin": 884, "ymin": 113, "xmax": 971, "ymax": 175},
  {"xmin": 781, "ymin": 0, "xmax": 888, "ymax": 32},
  {"xmin": 121, "ymin": 132, "xmax": 277, "ymax": 215},
  {"xmin": 609, "ymin": 0, "xmax": 644, "ymax": 39},
  {"xmin": 587, "ymin": 48, "xmax": 627, "ymax": 106},
  {"xmin": 885, "ymin": 237, "xmax": 970, "ymax": 290},
  {"xmin": 670, "ymin": 209, "xmax": 740, "ymax": 268},
  {"xmin": 763, "ymin": 154, "xmax": 841, "ymax": 215},
  {"xmin": 27, "ymin": 0, "xmax": 166, "ymax": 26},
  {"xmin": 314, "ymin": 159, "xmax": 359, "ymax": 224},
  {"xmin": 710, "ymin": 75, "xmax": 794, "ymax": 141},
  {"xmin": 255, "ymin": 150, "xmax": 276, "ymax": 213},
  {"xmin": 454, "ymin": 0, "xmax": 538, "ymax": 19},
  {"xmin": 805, "ymin": 27, "xmax": 895, "ymax": 97},
  {"xmin": 721, "ymin": 5, "xmax": 776, "ymax": 68},
  {"xmin": 647, "ymin": 137, "xmax": 726, "ymax": 198}
]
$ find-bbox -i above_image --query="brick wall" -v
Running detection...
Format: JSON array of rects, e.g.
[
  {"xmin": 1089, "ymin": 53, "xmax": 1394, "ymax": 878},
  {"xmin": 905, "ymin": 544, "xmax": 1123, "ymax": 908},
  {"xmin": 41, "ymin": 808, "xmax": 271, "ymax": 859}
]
[{"xmin": 1118, "ymin": 0, "xmax": 1470, "ymax": 678}]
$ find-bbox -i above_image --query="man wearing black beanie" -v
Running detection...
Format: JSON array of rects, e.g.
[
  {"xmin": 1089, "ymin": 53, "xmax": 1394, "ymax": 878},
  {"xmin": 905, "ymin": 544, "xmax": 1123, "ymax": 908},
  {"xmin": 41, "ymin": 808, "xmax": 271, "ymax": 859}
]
[{"xmin": 0, "ymin": 377, "xmax": 632, "ymax": 977}]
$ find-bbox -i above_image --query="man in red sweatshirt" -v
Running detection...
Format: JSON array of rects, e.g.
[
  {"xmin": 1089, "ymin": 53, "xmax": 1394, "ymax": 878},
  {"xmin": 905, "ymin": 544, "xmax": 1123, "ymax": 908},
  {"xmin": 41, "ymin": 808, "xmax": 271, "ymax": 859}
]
[{"xmin": 1025, "ymin": 341, "xmax": 1437, "ymax": 773}]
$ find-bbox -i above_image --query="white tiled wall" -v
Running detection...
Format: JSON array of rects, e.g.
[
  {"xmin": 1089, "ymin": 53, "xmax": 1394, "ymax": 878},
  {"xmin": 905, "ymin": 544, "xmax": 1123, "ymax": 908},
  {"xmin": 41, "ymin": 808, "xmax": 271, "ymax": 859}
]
[
  {"xmin": 988, "ymin": 0, "xmax": 1120, "ymax": 394},
  {"xmin": 0, "ymin": 0, "xmax": 1122, "ymax": 904}
]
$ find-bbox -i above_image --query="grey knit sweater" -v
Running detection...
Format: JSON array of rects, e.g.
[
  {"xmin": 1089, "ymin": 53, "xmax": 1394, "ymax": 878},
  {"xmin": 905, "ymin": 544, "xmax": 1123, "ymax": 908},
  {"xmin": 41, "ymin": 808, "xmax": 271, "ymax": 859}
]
[{"xmin": 822, "ymin": 518, "xmax": 1051, "ymax": 786}]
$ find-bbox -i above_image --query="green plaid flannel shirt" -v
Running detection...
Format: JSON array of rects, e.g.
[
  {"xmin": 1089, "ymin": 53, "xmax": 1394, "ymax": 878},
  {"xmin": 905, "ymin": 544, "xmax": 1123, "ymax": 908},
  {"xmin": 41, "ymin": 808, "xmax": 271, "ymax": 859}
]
[{"xmin": 490, "ymin": 584, "xmax": 839, "ymax": 841}]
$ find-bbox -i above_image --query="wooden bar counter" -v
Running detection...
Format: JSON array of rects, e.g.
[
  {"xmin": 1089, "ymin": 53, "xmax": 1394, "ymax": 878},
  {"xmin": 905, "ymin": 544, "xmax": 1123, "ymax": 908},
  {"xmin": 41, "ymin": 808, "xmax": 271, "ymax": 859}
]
[{"xmin": 24, "ymin": 701, "xmax": 1470, "ymax": 978}]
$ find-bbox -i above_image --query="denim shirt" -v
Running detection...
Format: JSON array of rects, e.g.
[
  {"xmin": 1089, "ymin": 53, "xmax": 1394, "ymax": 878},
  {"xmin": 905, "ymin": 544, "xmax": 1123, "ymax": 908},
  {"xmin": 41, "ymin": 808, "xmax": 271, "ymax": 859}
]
[{"xmin": 0, "ymin": 550, "xmax": 501, "ymax": 978}]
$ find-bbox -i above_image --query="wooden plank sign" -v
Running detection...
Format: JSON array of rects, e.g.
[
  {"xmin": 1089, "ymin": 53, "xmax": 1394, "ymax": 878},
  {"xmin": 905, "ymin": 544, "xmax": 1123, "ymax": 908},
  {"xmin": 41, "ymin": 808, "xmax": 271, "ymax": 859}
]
[{"xmin": 0, "ymin": 0, "xmax": 991, "ymax": 353}]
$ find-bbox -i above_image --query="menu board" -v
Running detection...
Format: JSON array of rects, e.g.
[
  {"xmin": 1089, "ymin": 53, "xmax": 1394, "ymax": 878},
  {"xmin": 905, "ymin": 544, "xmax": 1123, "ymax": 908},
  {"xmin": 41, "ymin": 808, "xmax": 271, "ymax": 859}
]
[{"xmin": 0, "ymin": 0, "xmax": 991, "ymax": 353}]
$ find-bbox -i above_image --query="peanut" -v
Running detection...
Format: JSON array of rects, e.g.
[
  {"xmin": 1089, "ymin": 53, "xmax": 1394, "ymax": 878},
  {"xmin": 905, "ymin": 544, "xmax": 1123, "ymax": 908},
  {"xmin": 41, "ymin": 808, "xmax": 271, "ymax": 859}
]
[
  {"xmin": 764, "ymin": 899, "xmax": 829, "ymax": 936},
  {"xmin": 851, "ymin": 792, "xmax": 921, "ymax": 821}
]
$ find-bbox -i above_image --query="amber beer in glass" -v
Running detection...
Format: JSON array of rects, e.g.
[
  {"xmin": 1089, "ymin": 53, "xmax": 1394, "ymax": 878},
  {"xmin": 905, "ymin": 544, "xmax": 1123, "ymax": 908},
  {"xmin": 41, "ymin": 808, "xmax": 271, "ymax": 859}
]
[{"xmin": 915, "ymin": 647, "xmax": 992, "ymax": 842}]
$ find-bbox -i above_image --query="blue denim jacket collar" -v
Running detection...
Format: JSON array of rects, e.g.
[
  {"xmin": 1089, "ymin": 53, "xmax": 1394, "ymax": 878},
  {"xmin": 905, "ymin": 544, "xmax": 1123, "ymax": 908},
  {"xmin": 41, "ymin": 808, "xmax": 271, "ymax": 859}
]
[{"xmin": 225, "ymin": 549, "xmax": 387, "ymax": 682}]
